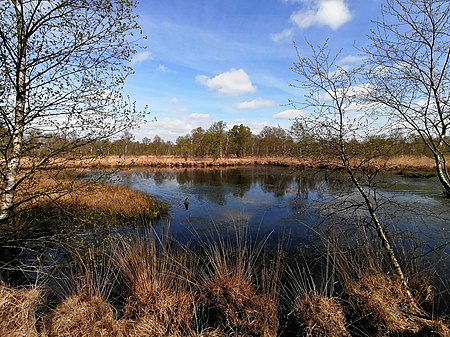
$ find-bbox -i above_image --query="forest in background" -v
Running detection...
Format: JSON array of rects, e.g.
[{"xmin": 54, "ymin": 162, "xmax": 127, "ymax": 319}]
[{"xmin": 14, "ymin": 121, "xmax": 432, "ymax": 160}]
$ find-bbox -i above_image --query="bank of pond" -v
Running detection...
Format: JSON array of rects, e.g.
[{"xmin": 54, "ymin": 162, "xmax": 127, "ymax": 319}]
[{"xmin": 0, "ymin": 166, "xmax": 449, "ymax": 336}]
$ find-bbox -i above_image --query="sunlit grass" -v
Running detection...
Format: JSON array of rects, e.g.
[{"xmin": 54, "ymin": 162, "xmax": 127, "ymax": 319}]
[
  {"xmin": 32, "ymin": 154, "xmax": 438, "ymax": 171},
  {"xmin": 1, "ymin": 227, "xmax": 449, "ymax": 336},
  {"xmin": 11, "ymin": 172, "xmax": 169, "ymax": 237}
]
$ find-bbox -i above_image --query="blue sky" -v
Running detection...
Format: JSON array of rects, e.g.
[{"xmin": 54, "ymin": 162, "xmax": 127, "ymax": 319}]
[{"xmin": 125, "ymin": 0, "xmax": 381, "ymax": 142}]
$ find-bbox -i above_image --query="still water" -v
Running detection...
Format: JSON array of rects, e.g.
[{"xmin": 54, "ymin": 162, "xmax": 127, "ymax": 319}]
[{"xmin": 116, "ymin": 166, "xmax": 450, "ymax": 252}]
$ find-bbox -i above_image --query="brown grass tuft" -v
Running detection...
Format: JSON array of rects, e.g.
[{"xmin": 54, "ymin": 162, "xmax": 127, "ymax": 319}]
[
  {"xmin": 65, "ymin": 183, "xmax": 166, "ymax": 220},
  {"xmin": 115, "ymin": 234, "xmax": 194, "ymax": 336},
  {"xmin": 194, "ymin": 328, "xmax": 228, "ymax": 337},
  {"xmin": 14, "ymin": 171, "xmax": 167, "ymax": 233},
  {"xmin": 199, "ymin": 271, "xmax": 279, "ymax": 337},
  {"xmin": 431, "ymin": 320, "xmax": 450, "ymax": 336},
  {"xmin": 345, "ymin": 273, "xmax": 423, "ymax": 335},
  {"xmin": 293, "ymin": 294, "xmax": 350, "ymax": 337},
  {"xmin": 43, "ymin": 294, "xmax": 123, "ymax": 337},
  {"xmin": 197, "ymin": 227, "xmax": 281, "ymax": 337},
  {"xmin": 0, "ymin": 283, "xmax": 40, "ymax": 337}
]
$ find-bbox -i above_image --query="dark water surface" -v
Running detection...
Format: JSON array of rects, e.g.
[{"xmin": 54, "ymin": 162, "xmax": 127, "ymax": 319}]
[{"xmin": 116, "ymin": 166, "xmax": 450, "ymax": 252}]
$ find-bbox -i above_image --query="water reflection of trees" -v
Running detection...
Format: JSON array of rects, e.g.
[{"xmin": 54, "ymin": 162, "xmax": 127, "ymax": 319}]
[
  {"xmin": 120, "ymin": 168, "xmax": 450, "ymax": 254},
  {"xmin": 127, "ymin": 167, "xmax": 341, "ymax": 203},
  {"xmin": 176, "ymin": 168, "xmax": 253, "ymax": 204},
  {"xmin": 127, "ymin": 170, "xmax": 177, "ymax": 186},
  {"xmin": 259, "ymin": 173, "xmax": 293, "ymax": 197}
]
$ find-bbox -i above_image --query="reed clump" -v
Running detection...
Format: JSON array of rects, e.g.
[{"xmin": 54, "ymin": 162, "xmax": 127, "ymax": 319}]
[
  {"xmin": 196, "ymin": 229, "xmax": 281, "ymax": 337},
  {"xmin": 345, "ymin": 273, "xmax": 423, "ymax": 335},
  {"xmin": 115, "ymin": 234, "xmax": 195, "ymax": 337},
  {"xmin": 199, "ymin": 269, "xmax": 279, "ymax": 336},
  {"xmin": 0, "ymin": 283, "xmax": 40, "ymax": 337},
  {"xmin": 43, "ymin": 294, "xmax": 123, "ymax": 337},
  {"xmin": 62, "ymin": 183, "xmax": 168, "ymax": 223},
  {"xmin": 11, "ymin": 178, "xmax": 168, "ymax": 244},
  {"xmin": 333, "ymin": 233, "xmax": 450, "ymax": 337},
  {"xmin": 293, "ymin": 294, "xmax": 350, "ymax": 337},
  {"xmin": 1, "ymin": 227, "xmax": 449, "ymax": 336}
]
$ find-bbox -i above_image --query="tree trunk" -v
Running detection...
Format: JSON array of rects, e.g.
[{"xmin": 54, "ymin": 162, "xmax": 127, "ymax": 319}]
[
  {"xmin": 434, "ymin": 153, "xmax": 450, "ymax": 197},
  {"xmin": 0, "ymin": 0, "xmax": 26, "ymax": 223},
  {"xmin": 339, "ymin": 138, "xmax": 416, "ymax": 306},
  {"xmin": 345, "ymin": 165, "xmax": 417, "ymax": 306}
]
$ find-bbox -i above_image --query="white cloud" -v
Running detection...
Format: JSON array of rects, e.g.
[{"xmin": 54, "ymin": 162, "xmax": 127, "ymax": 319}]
[
  {"xmin": 320, "ymin": 83, "xmax": 372, "ymax": 103},
  {"xmin": 130, "ymin": 51, "xmax": 152, "ymax": 65},
  {"xmin": 132, "ymin": 118, "xmax": 194, "ymax": 142},
  {"xmin": 247, "ymin": 121, "xmax": 269, "ymax": 135},
  {"xmin": 236, "ymin": 98, "xmax": 277, "ymax": 110},
  {"xmin": 271, "ymin": 28, "xmax": 294, "ymax": 43},
  {"xmin": 189, "ymin": 113, "xmax": 210, "ymax": 119},
  {"xmin": 273, "ymin": 109, "xmax": 305, "ymax": 119},
  {"xmin": 170, "ymin": 97, "xmax": 179, "ymax": 104},
  {"xmin": 157, "ymin": 64, "xmax": 170, "ymax": 72},
  {"xmin": 196, "ymin": 68, "xmax": 257, "ymax": 96},
  {"xmin": 235, "ymin": 118, "xmax": 248, "ymax": 124},
  {"xmin": 338, "ymin": 54, "xmax": 365, "ymax": 65},
  {"xmin": 290, "ymin": 0, "xmax": 352, "ymax": 30}
]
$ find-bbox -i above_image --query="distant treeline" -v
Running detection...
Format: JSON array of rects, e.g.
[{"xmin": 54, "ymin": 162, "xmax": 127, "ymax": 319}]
[{"xmin": 17, "ymin": 121, "xmax": 432, "ymax": 159}]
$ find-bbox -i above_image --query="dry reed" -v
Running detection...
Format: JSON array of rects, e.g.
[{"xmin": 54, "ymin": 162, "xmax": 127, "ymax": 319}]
[
  {"xmin": 197, "ymin": 225, "xmax": 281, "ymax": 337},
  {"xmin": 332, "ymin": 233, "xmax": 450, "ymax": 336},
  {"xmin": 43, "ymin": 294, "xmax": 123, "ymax": 337},
  {"xmin": 345, "ymin": 273, "xmax": 423, "ymax": 334},
  {"xmin": 41, "ymin": 154, "xmax": 438, "ymax": 172},
  {"xmin": 114, "ymin": 232, "xmax": 195, "ymax": 337},
  {"xmin": 0, "ymin": 283, "xmax": 40, "ymax": 337},
  {"xmin": 64, "ymin": 183, "xmax": 165, "ymax": 220},
  {"xmin": 293, "ymin": 294, "xmax": 350, "ymax": 337}
]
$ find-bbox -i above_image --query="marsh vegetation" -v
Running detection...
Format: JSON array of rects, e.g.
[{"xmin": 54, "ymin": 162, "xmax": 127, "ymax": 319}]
[{"xmin": 1, "ymin": 165, "xmax": 449, "ymax": 336}]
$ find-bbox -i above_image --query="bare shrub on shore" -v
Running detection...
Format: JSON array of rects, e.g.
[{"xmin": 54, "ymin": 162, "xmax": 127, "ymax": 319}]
[
  {"xmin": 0, "ymin": 283, "xmax": 40, "ymax": 337},
  {"xmin": 114, "ymin": 232, "xmax": 195, "ymax": 337}
]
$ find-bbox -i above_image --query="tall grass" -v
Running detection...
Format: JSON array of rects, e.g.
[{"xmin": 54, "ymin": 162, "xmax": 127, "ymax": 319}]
[
  {"xmin": 195, "ymin": 220, "xmax": 282, "ymax": 336},
  {"xmin": 332, "ymin": 232, "xmax": 450, "ymax": 336},
  {"xmin": 0, "ymin": 224, "xmax": 449, "ymax": 336},
  {"xmin": 114, "ymin": 229, "xmax": 195, "ymax": 337},
  {"xmin": 0, "ymin": 283, "xmax": 41, "ymax": 337},
  {"xmin": 280, "ymin": 239, "xmax": 351, "ymax": 337}
]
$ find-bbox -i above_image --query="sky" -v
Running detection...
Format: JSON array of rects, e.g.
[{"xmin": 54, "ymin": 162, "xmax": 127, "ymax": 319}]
[{"xmin": 124, "ymin": 0, "xmax": 382, "ymax": 142}]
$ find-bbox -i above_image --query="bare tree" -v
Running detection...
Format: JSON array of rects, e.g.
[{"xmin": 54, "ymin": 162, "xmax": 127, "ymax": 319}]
[
  {"xmin": 365, "ymin": 0, "xmax": 450, "ymax": 195},
  {"xmin": 0, "ymin": 0, "xmax": 144, "ymax": 223},
  {"xmin": 291, "ymin": 41, "xmax": 416, "ymax": 303}
]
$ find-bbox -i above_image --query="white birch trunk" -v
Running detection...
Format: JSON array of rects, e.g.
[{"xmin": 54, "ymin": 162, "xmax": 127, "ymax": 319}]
[{"xmin": 0, "ymin": 0, "xmax": 26, "ymax": 222}]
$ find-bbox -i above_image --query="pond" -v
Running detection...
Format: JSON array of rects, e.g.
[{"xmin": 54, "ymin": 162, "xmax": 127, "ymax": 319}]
[{"xmin": 115, "ymin": 166, "xmax": 450, "ymax": 253}]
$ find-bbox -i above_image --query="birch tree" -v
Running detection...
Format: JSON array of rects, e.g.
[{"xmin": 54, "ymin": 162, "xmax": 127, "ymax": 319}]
[
  {"xmin": 291, "ymin": 41, "xmax": 416, "ymax": 303},
  {"xmin": 0, "ymin": 0, "xmax": 144, "ymax": 223},
  {"xmin": 365, "ymin": 0, "xmax": 450, "ymax": 196}
]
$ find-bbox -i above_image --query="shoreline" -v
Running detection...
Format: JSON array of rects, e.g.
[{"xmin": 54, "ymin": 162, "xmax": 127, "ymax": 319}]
[{"xmin": 39, "ymin": 154, "xmax": 437, "ymax": 173}]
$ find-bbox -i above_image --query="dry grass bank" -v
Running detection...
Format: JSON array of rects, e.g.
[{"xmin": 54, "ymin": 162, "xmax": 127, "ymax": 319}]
[
  {"xmin": 0, "ymin": 283, "xmax": 40, "ymax": 337},
  {"xmin": 1, "ymin": 231, "xmax": 449, "ymax": 337},
  {"xmin": 27, "ymin": 154, "xmax": 438, "ymax": 172},
  {"xmin": 1, "ymin": 172, "xmax": 168, "ymax": 246}
]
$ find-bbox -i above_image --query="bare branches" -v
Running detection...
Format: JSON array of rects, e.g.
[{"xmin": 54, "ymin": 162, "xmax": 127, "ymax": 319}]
[
  {"xmin": 0, "ymin": 0, "xmax": 144, "ymax": 222},
  {"xmin": 365, "ymin": 0, "xmax": 450, "ymax": 194}
]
